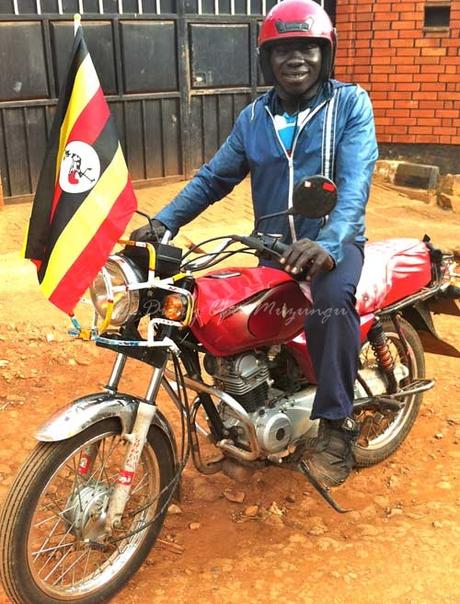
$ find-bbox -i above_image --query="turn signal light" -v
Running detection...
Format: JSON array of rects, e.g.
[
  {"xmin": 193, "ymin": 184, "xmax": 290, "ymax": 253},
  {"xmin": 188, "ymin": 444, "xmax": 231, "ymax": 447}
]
[{"xmin": 162, "ymin": 294, "xmax": 187, "ymax": 321}]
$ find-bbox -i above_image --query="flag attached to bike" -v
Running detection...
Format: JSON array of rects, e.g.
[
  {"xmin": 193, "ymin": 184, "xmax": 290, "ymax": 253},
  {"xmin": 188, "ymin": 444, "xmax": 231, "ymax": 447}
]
[{"xmin": 24, "ymin": 18, "xmax": 137, "ymax": 314}]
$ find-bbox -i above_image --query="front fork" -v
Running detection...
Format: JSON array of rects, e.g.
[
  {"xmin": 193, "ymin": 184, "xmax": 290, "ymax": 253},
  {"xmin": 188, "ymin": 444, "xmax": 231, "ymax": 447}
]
[{"xmin": 77, "ymin": 353, "xmax": 165, "ymax": 534}]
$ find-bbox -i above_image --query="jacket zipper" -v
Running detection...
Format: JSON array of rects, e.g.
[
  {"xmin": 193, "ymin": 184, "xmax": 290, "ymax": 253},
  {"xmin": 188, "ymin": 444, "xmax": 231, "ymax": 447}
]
[{"xmin": 265, "ymin": 99, "xmax": 332, "ymax": 243}]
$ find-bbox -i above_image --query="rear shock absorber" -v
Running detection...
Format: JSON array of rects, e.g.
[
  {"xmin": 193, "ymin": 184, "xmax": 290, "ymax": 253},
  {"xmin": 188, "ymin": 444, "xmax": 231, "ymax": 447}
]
[{"xmin": 367, "ymin": 320, "xmax": 398, "ymax": 394}]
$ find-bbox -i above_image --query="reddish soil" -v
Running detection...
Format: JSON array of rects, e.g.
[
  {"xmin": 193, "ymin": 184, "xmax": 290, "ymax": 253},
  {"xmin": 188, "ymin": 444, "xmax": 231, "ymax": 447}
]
[{"xmin": 0, "ymin": 179, "xmax": 459, "ymax": 604}]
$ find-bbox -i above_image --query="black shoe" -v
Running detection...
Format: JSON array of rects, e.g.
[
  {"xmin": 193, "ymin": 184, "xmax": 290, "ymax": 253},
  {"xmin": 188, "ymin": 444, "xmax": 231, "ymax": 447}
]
[{"xmin": 302, "ymin": 417, "xmax": 359, "ymax": 488}]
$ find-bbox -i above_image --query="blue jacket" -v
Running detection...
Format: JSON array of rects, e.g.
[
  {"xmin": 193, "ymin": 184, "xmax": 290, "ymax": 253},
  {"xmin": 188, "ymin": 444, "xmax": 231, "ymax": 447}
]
[{"xmin": 156, "ymin": 80, "xmax": 378, "ymax": 265}]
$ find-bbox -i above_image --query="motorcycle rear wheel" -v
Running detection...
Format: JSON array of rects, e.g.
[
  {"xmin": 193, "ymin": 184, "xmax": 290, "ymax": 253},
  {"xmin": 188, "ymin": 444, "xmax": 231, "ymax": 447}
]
[
  {"xmin": 353, "ymin": 317, "xmax": 425, "ymax": 467},
  {"xmin": 0, "ymin": 418, "xmax": 175, "ymax": 604}
]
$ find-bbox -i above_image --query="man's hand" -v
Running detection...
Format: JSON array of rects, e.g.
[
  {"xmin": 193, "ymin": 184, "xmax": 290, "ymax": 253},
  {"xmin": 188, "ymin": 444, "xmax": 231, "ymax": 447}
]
[
  {"xmin": 280, "ymin": 239, "xmax": 334, "ymax": 278},
  {"xmin": 130, "ymin": 219, "xmax": 167, "ymax": 244}
]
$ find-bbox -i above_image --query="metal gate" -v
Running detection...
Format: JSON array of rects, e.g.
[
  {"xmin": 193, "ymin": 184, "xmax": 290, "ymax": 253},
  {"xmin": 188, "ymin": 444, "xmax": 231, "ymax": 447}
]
[{"xmin": 0, "ymin": 0, "xmax": 335, "ymax": 201}]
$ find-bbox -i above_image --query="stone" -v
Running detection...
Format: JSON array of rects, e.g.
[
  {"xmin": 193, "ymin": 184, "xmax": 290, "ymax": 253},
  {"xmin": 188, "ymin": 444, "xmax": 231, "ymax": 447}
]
[
  {"xmin": 434, "ymin": 432, "xmax": 444, "ymax": 439},
  {"xmin": 189, "ymin": 522, "xmax": 200, "ymax": 530},
  {"xmin": 243, "ymin": 505, "xmax": 259, "ymax": 517},
  {"xmin": 436, "ymin": 193, "xmax": 458, "ymax": 212},
  {"xmin": 223, "ymin": 489, "xmax": 246, "ymax": 504},
  {"xmin": 168, "ymin": 504, "xmax": 183, "ymax": 515},
  {"xmin": 394, "ymin": 162, "xmax": 439, "ymax": 190}
]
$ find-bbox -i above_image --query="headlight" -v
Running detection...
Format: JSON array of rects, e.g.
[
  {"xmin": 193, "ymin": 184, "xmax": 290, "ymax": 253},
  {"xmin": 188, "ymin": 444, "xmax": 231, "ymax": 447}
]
[{"xmin": 90, "ymin": 256, "xmax": 141, "ymax": 326}]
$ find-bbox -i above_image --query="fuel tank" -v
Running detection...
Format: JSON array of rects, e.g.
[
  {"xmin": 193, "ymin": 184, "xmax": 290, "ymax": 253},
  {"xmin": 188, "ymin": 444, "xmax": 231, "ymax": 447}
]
[{"xmin": 191, "ymin": 267, "xmax": 308, "ymax": 356}]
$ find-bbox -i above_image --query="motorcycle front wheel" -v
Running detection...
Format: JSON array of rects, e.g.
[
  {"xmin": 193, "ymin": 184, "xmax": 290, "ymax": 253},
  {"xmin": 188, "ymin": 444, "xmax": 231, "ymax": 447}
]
[
  {"xmin": 0, "ymin": 418, "xmax": 175, "ymax": 604},
  {"xmin": 353, "ymin": 317, "xmax": 425, "ymax": 467}
]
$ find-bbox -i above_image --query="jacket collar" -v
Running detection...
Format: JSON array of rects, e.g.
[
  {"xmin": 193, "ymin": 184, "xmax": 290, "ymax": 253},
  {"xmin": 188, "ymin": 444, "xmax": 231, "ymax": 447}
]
[{"xmin": 264, "ymin": 79, "xmax": 346, "ymax": 115}]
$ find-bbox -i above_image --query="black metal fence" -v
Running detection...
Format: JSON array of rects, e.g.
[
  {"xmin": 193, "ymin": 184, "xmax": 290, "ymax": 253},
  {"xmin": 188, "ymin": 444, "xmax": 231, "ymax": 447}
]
[{"xmin": 0, "ymin": 0, "xmax": 335, "ymax": 201}]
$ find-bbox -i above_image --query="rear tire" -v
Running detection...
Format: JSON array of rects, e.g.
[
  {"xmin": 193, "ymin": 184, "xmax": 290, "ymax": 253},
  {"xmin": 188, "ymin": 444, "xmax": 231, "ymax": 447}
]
[
  {"xmin": 0, "ymin": 418, "xmax": 175, "ymax": 604},
  {"xmin": 353, "ymin": 317, "xmax": 425, "ymax": 467}
]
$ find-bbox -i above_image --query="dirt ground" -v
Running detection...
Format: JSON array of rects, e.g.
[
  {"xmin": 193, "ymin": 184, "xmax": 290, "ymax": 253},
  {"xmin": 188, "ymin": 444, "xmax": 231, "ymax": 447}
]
[{"xmin": 0, "ymin": 178, "xmax": 459, "ymax": 604}]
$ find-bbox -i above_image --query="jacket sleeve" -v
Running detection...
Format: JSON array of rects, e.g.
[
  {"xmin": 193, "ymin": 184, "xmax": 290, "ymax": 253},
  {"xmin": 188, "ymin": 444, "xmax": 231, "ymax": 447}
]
[
  {"xmin": 155, "ymin": 112, "xmax": 250, "ymax": 235},
  {"xmin": 315, "ymin": 87, "xmax": 378, "ymax": 265}
]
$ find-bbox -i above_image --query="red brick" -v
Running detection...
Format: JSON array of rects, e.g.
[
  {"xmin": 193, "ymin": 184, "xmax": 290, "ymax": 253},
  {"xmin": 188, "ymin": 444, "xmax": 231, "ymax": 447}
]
[
  {"xmin": 373, "ymin": 3, "xmax": 392, "ymax": 12},
  {"xmin": 397, "ymin": 82, "xmax": 422, "ymax": 91},
  {"xmin": 392, "ymin": 21, "xmax": 417, "ymax": 30},
  {"xmin": 436, "ymin": 109, "xmax": 460, "ymax": 119},
  {"xmin": 422, "ymin": 82, "xmax": 447, "ymax": 91},
  {"xmin": 384, "ymin": 126, "xmax": 409, "ymax": 134},
  {"xmin": 373, "ymin": 47, "xmax": 396, "ymax": 56},
  {"xmin": 414, "ymin": 73, "xmax": 439, "ymax": 82},
  {"xmin": 370, "ymin": 91, "xmax": 390, "ymax": 100},
  {"xmin": 415, "ymin": 38, "xmax": 441, "ymax": 48},
  {"xmin": 418, "ymin": 100, "xmax": 444, "ymax": 109},
  {"xmin": 396, "ymin": 48, "xmax": 421, "ymax": 56},
  {"xmin": 372, "ymin": 100, "xmax": 395, "ymax": 109},
  {"xmin": 413, "ymin": 135, "xmax": 440, "ymax": 143},
  {"xmin": 419, "ymin": 118, "xmax": 442, "ymax": 126},
  {"xmin": 391, "ymin": 2, "xmax": 416, "ymax": 11},
  {"xmin": 388, "ymin": 92, "xmax": 418, "ymax": 103},
  {"xmin": 413, "ymin": 92, "xmax": 440, "ymax": 100},
  {"xmin": 372, "ymin": 39, "xmax": 391, "ymax": 48},
  {"xmin": 374, "ymin": 30, "xmax": 400, "ymax": 39},
  {"xmin": 423, "ymin": 64, "xmax": 445, "ymax": 73},
  {"xmin": 450, "ymin": 136, "xmax": 460, "ymax": 144},
  {"xmin": 372, "ymin": 56, "xmax": 394, "ymax": 65},
  {"xmin": 394, "ymin": 117, "xmax": 418, "ymax": 125},
  {"xmin": 397, "ymin": 65, "xmax": 421, "ymax": 74},
  {"xmin": 391, "ymin": 99, "xmax": 419, "ymax": 108},
  {"xmin": 398, "ymin": 29, "xmax": 425, "ymax": 38},
  {"xmin": 439, "ymin": 136, "xmax": 453, "ymax": 144},
  {"xmin": 391, "ymin": 39, "xmax": 415, "ymax": 48},
  {"xmin": 441, "ymin": 38, "xmax": 460, "ymax": 47},
  {"xmin": 410, "ymin": 109, "xmax": 435, "ymax": 118},
  {"xmin": 415, "ymin": 56, "xmax": 441, "ymax": 64},
  {"xmin": 439, "ymin": 74, "xmax": 459, "ymax": 82},
  {"xmin": 372, "ymin": 65, "xmax": 397, "ymax": 73},
  {"xmin": 386, "ymin": 109, "xmax": 411, "ymax": 117},
  {"xmin": 375, "ymin": 117, "xmax": 394, "ymax": 126},
  {"xmin": 392, "ymin": 73, "xmax": 415, "ymax": 82},
  {"xmin": 422, "ymin": 47, "xmax": 447, "ymax": 57},
  {"xmin": 370, "ymin": 82, "xmax": 397, "ymax": 91},
  {"xmin": 437, "ymin": 126, "xmax": 457, "ymax": 134},
  {"xmin": 412, "ymin": 126, "xmax": 434, "ymax": 134}
]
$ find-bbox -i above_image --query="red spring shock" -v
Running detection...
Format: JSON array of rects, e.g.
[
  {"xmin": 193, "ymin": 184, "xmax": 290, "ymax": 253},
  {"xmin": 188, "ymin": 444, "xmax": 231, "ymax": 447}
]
[{"xmin": 368, "ymin": 321, "xmax": 397, "ymax": 393}]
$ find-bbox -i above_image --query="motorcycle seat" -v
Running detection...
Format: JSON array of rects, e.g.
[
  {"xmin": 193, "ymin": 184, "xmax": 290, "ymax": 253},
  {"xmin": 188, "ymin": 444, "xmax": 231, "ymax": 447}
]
[{"xmin": 355, "ymin": 238, "xmax": 432, "ymax": 315}]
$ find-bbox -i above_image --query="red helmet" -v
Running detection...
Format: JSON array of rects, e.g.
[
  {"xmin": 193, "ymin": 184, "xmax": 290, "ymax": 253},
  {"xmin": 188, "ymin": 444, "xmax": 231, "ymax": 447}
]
[{"xmin": 258, "ymin": 0, "xmax": 336, "ymax": 85}]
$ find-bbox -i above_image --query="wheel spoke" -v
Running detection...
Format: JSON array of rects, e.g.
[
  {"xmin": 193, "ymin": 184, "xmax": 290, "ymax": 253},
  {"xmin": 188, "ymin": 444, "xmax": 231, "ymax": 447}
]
[{"xmin": 25, "ymin": 426, "xmax": 161, "ymax": 598}]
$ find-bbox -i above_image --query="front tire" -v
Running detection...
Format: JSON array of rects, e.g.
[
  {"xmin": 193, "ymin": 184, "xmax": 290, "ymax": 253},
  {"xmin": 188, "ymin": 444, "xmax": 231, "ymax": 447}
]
[
  {"xmin": 0, "ymin": 418, "xmax": 175, "ymax": 604},
  {"xmin": 353, "ymin": 317, "xmax": 425, "ymax": 467}
]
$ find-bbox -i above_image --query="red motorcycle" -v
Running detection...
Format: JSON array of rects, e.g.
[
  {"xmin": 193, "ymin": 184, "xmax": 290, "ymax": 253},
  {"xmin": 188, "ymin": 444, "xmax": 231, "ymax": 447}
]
[{"xmin": 1, "ymin": 176, "xmax": 459, "ymax": 604}]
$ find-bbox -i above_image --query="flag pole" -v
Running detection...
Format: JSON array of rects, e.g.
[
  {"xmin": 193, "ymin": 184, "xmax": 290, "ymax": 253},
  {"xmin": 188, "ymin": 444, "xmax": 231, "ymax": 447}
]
[{"xmin": 73, "ymin": 13, "xmax": 81, "ymax": 36}]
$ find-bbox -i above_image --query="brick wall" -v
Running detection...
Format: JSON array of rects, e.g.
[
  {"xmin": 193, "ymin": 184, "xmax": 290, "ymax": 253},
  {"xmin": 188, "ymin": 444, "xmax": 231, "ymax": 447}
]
[{"xmin": 334, "ymin": 0, "xmax": 460, "ymax": 146}]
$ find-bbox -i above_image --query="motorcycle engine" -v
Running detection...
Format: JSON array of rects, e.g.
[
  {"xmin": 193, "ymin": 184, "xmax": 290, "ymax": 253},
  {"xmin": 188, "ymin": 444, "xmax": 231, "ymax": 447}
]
[{"xmin": 204, "ymin": 351, "xmax": 317, "ymax": 454}]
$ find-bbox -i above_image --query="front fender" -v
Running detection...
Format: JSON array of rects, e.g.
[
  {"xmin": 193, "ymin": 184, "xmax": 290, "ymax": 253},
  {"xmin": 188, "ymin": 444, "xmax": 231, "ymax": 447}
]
[{"xmin": 35, "ymin": 392, "xmax": 177, "ymax": 460}]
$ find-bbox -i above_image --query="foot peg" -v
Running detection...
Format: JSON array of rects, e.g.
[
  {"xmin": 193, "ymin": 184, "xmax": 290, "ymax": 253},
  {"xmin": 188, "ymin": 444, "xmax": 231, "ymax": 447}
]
[{"xmin": 298, "ymin": 460, "xmax": 351, "ymax": 514}]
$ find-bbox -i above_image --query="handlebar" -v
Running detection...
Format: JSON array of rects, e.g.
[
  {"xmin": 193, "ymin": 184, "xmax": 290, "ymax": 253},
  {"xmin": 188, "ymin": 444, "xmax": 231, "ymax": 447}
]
[{"xmin": 232, "ymin": 234, "xmax": 289, "ymax": 259}]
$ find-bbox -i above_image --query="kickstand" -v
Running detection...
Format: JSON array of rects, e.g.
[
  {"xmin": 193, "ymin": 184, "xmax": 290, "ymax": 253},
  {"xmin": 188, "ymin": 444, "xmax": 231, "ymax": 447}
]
[{"xmin": 298, "ymin": 460, "xmax": 351, "ymax": 514}]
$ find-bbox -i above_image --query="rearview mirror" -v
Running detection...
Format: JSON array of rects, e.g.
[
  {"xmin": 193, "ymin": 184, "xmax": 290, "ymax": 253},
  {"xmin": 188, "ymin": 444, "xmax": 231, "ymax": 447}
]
[{"xmin": 292, "ymin": 175, "xmax": 337, "ymax": 219}]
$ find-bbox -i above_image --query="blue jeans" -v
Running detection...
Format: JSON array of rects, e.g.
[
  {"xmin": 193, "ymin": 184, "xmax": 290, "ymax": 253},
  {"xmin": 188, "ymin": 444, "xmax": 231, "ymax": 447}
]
[{"xmin": 306, "ymin": 242, "xmax": 364, "ymax": 421}]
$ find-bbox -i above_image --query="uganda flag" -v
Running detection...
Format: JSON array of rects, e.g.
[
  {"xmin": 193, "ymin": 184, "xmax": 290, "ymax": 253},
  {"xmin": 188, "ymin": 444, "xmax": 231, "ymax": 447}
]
[{"xmin": 24, "ymin": 22, "xmax": 137, "ymax": 314}]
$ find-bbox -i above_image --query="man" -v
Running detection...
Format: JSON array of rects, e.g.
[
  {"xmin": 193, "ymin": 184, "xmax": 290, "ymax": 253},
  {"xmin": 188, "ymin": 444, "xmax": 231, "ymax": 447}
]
[{"xmin": 132, "ymin": 0, "xmax": 378, "ymax": 490}]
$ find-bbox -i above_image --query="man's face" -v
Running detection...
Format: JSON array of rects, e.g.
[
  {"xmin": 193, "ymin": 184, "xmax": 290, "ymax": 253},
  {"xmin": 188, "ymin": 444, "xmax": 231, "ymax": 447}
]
[{"xmin": 270, "ymin": 39, "xmax": 322, "ymax": 99}]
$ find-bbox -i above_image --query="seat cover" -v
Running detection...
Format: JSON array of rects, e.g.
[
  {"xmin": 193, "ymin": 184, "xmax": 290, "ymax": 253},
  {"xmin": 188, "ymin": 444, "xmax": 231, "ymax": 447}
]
[{"xmin": 355, "ymin": 238, "xmax": 432, "ymax": 315}]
